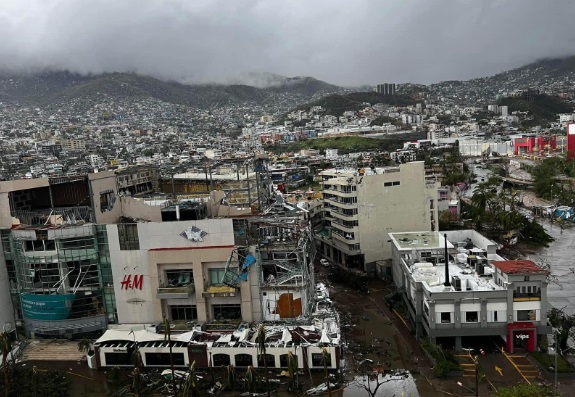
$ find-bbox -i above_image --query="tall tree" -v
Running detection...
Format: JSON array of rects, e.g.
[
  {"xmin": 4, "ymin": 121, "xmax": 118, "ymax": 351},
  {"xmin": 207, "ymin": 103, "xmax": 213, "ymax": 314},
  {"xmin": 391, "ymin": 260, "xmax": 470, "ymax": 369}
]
[
  {"xmin": 256, "ymin": 324, "xmax": 270, "ymax": 397},
  {"xmin": 164, "ymin": 317, "xmax": 178, "ymax": 397}
]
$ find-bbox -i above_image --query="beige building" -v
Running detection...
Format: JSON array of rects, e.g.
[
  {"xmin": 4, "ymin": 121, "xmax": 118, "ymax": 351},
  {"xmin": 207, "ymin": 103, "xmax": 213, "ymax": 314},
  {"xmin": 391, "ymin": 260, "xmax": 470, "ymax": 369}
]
[
  {"xmin": 316, "ymin": 161, "xmax": 438, "ymax": 274},
  {"xmin": 106, "ymin": 218, "xmax": 259, "ymax": 327}
]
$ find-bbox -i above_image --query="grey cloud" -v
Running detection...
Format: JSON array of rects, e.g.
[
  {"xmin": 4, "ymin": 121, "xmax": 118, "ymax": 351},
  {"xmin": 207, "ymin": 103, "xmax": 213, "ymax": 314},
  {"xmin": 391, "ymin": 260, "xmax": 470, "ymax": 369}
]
[{"xmin": 0, "ymin": 0, "xmax": 574, "ymax": 86}]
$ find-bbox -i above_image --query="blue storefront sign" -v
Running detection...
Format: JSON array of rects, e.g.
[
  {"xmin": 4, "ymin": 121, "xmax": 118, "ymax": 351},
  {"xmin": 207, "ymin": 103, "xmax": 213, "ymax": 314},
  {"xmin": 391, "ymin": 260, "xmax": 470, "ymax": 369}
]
[{"xmin": 20, "ymin": 293, "xmax": 74, "ymax": 320}]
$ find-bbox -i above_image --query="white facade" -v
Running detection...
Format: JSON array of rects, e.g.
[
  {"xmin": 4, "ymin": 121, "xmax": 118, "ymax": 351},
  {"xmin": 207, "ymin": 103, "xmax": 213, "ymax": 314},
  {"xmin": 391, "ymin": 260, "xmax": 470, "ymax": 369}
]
[
  {"xmin": 107, "ymin": 219, "xmax": 239, "ymax": 325},
  {"xmin": 389, "ymin": 230, "xmax": 551, "ymax": 351},
  {"xmin": 317, "ymin": 162, "xmax": 438, "ymax": 273}
]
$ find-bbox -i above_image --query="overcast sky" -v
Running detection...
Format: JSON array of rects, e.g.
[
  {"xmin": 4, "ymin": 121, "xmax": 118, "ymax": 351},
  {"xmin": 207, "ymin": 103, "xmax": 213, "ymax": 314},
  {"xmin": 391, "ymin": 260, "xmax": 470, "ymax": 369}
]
[{"xmin": 1, "ymin": 0, "xmax": 575, "ymax": 86}]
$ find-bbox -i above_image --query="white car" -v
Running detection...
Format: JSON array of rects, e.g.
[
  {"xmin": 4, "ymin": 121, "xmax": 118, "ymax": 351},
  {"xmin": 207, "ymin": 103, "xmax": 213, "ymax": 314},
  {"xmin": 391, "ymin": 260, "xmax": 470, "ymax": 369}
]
[{"xmin": 320, "ymin": 259, "xmax": 330, "ymax": 267}]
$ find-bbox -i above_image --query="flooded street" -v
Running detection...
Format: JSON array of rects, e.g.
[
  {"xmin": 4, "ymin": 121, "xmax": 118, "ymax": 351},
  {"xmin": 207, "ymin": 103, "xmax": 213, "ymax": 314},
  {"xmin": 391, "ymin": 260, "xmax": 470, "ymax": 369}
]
[{"xmin": 527, "ymin": 218, "xmax": 575, "ymax": 315}]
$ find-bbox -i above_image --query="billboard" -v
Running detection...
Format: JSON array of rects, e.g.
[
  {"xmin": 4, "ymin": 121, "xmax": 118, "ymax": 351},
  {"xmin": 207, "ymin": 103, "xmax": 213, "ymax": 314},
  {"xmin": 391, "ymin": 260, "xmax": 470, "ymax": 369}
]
[{"xmin": 21, "ymin": 293, "xmax": 74, "ymax": 320}]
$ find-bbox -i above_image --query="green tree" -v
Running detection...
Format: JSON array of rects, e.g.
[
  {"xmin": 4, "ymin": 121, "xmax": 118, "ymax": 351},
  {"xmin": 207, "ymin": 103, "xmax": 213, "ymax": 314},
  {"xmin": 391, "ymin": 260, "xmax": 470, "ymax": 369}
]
[
  {"xmin": 494, "ymin": 383, "xmax": 552, "ymax": 397},
  {"xmin": 548, "ymin": 307, "xmax": 575, "ymax": 351},
  {"xmin": 77, "ymin": 337, "xmax": 94, "ymax": 356},
  {"xmin": 182, "ymin": 361, "xmax": 199, "ymax": 397}
]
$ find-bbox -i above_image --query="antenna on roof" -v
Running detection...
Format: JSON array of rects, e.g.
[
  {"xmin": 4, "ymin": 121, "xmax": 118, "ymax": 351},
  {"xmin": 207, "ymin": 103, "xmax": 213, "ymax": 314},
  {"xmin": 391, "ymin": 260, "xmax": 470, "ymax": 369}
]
[{"xmin": 444, "ymin": 233, "xmax": 451, "ymax": 288}]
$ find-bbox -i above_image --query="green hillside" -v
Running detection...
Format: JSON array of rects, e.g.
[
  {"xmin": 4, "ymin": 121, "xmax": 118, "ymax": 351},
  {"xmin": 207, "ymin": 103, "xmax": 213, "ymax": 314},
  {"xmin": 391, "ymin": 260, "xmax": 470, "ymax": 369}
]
[
  {"xmin": 292, "ymin": 92, "xmax": 416, "ymax": 117},
  {"xmin": 497, "ymin": 94, "xmax": 573, "ymax": 124}
]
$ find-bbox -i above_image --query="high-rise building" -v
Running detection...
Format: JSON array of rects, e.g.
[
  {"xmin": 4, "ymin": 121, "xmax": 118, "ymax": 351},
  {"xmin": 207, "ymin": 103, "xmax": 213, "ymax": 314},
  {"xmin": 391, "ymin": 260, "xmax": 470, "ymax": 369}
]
[
  {"xmin": 315, "ymin": 161, "xmax": 438, "ymax": 275},
  {"xmin": 376, "ymin": 83, "xmax": 396, "ymax": 95}
]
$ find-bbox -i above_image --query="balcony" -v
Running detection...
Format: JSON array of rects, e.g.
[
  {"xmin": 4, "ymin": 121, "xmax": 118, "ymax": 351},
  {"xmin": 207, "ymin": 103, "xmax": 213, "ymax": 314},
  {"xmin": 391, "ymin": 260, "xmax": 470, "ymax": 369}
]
[
  {"xmin": 202, "ymin": 284, "xmax": 237, "ymax": 298},
  {"xmin": 332, "ymin": 231, "xmax": 358, "ymax": 244},
  {"xmin": 513, "ymin": 292, "xmax": 541, "ymax": 302},
  {"xmin": 331, "ymin": 221, "xmax": 356, "ymax": 233},
  {"xmin": 156, "ymin": 282, "xmax": 195, "ymax": 299},
  {"xmin": 331, "ymin": 210, "xmax": 358, "ymax": 221}
]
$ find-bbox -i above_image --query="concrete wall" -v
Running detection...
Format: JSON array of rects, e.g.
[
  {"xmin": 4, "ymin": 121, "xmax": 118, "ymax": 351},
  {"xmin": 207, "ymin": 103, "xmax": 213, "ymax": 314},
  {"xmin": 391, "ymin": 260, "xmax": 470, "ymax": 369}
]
[
  {"xmin": 357, "ymin": 162, "xmax": 437, "ymax": 263},
  {"xmin": 90, "ymin": 172, "xmax": 123, "ymax": 224},
  {"xmin": 120, "ymin": 197, "xmax": 162, "ymax": 222},
  {"xmin": 107, "ymin": 218, "xmax": 236, "ymax": 325}
]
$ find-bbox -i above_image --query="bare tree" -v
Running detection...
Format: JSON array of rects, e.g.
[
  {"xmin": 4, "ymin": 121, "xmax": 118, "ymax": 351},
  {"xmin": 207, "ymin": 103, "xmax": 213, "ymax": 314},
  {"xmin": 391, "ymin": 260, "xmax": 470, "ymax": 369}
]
[{"xmin": 351, "ymin": 361, "xmax": 408, "ymax": 397}]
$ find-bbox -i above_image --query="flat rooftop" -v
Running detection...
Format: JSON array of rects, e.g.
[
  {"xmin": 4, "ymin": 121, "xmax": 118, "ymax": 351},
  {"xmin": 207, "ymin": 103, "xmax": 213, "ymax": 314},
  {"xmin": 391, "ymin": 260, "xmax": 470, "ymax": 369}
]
[
  {"xmin": 391, "ymin": 231, "xmax": 452, "ymax": 250},
  {"xmin": 412, "ymin": 262, "xmax": 502, "ymax": 293}
]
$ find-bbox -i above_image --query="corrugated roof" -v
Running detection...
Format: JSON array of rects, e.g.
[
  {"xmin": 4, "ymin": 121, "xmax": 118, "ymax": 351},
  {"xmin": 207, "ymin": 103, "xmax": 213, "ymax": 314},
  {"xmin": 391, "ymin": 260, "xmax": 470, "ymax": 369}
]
[{"xmin": 491, "ymin": 260, "xmax": 545, "ymax": 274}]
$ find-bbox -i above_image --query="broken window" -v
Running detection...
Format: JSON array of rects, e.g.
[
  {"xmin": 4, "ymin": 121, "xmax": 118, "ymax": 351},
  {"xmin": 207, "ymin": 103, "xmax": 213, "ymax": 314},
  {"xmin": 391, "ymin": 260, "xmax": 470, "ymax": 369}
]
[
  {"xmin": 100, "ymin": 190, "xmax": 116, "ymax": 212},
  {"xmin": 118, "ymin": 224, "xmax": 139, "ymax": 250},
  {"xmin": 212, "ymin": 304, "xmax": 241, "ymax": 320}
]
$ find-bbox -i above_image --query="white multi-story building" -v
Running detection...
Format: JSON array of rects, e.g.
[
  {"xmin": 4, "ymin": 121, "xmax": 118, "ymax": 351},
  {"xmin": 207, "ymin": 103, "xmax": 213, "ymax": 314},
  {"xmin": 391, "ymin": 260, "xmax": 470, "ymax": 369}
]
[
  {"xmin": 316, "ymin": 162, "xmax": 438, "ymax": 274},
  {"xmin": 389, "ymin": 230, "xmax": 551, "ymax": 353}
]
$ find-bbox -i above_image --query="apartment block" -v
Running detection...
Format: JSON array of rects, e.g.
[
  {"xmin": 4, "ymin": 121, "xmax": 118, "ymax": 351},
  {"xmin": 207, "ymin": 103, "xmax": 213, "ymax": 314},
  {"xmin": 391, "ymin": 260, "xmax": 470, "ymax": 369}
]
[{"xmin": 316, "ymin": 161, "xmax": 438, "ymax": 274}]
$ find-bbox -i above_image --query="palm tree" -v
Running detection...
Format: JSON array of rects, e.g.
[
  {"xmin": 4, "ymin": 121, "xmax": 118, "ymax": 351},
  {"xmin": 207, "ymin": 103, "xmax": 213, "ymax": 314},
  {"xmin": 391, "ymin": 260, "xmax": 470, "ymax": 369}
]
[
  {"xmin": 130, "ymin": 342, "xmax": 144, "ymax": 397},
  {"xmin": 322, "ymin": 348, "xmax": 332, "ymax": 397},
  {"xmin": 77, "ymin": 338, "xmax": 94, "ymax": 356},
  {"xmin": 182, "ymin": 361, "xmax": 199, "ymax": 397},
  {"xmin": 256, "ymin": 324, "xmax": 270, "ymax": 397},
  {"xmin": 244, "ymin": 366, "xmax": 259, "ymax": 393},
  {"xmin": 164, "ymin": 317, "xmax": 178, "ymax": 397},
  {"xmin": 225, "ymin": 364, "xmax": 236, "ymax": 392},
  {"xmin": 0, "ymin": 331, "xmax": 11, "ymax": 397}
]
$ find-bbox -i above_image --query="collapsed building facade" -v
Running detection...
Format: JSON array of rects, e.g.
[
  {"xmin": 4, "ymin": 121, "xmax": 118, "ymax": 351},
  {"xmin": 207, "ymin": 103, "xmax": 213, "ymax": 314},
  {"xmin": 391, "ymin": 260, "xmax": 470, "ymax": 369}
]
[{"xmin": 0, "ymin": 161, "xmax": 340, "ymax": 369}]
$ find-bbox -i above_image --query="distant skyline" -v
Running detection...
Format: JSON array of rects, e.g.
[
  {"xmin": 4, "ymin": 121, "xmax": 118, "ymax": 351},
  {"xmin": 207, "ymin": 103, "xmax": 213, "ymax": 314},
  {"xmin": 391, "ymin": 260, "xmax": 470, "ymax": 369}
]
[{"xmin": 1, "ymin": 0, "xmax": 575, "ymax": 86}]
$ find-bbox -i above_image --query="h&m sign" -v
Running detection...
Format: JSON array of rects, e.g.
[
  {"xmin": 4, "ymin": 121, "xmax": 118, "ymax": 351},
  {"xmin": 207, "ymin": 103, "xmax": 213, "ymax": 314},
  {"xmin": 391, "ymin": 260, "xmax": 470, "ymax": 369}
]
[{"xmin": 121, "ymin": 274, "xmax": 144, "ymax": 290}]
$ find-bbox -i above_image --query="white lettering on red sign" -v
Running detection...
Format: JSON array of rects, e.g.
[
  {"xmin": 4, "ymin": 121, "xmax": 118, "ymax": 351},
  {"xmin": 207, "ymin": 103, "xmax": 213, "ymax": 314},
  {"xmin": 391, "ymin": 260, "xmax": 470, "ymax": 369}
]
[{"xmin": 515, "ymin": 334, "xmax": 529, "ymax": 340}]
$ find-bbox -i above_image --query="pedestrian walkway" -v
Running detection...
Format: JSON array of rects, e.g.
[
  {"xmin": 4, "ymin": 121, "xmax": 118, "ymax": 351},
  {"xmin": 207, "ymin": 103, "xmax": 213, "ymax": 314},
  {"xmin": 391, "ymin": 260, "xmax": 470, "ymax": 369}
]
[
  {"xmin": 20, "ymin": 340, "xmax": 84, "ymax": 362},
  {"xmin": 454, "ymin": 353, "xmax": 476, "ymax": 377},
  {"xmin": 503, "ymin": 351, "xmax": 538, "ymax": 383}
]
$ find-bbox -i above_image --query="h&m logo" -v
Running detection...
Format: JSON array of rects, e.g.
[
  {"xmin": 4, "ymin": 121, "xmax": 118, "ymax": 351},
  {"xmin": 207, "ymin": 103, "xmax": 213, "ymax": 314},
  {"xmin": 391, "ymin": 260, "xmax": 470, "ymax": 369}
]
[{"xmin": 121, "ymin": 274, "xmax": 144, "ymax": 290}]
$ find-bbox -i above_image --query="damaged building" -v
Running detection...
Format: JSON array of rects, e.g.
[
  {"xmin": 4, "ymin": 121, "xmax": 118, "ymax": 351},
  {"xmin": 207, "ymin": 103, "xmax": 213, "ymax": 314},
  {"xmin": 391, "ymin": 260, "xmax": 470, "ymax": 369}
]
[{"xmin": 0, "ymin": 163, "xmax": 333, "ymax": 357}]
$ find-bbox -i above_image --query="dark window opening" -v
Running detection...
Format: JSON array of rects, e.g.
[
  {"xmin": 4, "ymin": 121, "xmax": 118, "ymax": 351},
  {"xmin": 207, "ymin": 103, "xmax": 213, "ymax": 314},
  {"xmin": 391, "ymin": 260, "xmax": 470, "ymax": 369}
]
[
  {"xmin": 279, "ymin": 354, "xmax": 298, "ymax": 368},
  {"xmin": 104, "ymin": 352, "xmax": 131, "ymax": 366},
  {"xmin": 170, "ymin": 305, "xmax": 197, "ymax": 321},
  {"xmin": 440, "ymin": 312, "xmax": 451, "ymax": 323},
  {"xmin": 213, "ymin": 354, "xmax": 230, "ymax": 367},
  {"xmin": 311, "ymin": 352, "xmax": 331, "ymax": 367},
  {"xmin": 100, "ymin": 190, "xmax": 116, "ymax": 212},
  {"xmin": 118, "ymin": 224, "xmax": 140, "ymax": 250},
  {"xmin": 517, "ymin": 310, "xmax": 536, "ymax": 321},
  {"xmin": 165, "ymin": 270, "xmax": 193, "ymax": 286},
  {"xmin": 234, "ymin": 354, "xmax": 253, "ymax": 367},
  {"xmin": 212, "ymin": 304, "xmax": 241, "ymax": 320},
  {"xmin": 257, "ymin": 353, "xmax": 276, "ymax": 368},
  {"xmin": 465, "ymin": 311, "xmax": 479, "ymax": 323},
  {"xmin": 145, "ymin": 352, "xmax": 185, "ymax": 366}
]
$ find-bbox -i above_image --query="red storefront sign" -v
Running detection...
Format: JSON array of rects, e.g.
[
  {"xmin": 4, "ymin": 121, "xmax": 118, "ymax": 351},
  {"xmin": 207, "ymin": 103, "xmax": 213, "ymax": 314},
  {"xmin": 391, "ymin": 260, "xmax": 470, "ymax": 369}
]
[{"xmin": 121, "ymin": 274, "xmax": 144, "ymax": 290}]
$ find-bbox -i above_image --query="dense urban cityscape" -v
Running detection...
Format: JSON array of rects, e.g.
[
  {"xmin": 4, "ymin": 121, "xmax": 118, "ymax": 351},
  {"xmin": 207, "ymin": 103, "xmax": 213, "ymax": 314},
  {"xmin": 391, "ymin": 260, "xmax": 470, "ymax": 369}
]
[{"xmin": 2, "ymin": 2, "xmax": 575, "ymax": 396}]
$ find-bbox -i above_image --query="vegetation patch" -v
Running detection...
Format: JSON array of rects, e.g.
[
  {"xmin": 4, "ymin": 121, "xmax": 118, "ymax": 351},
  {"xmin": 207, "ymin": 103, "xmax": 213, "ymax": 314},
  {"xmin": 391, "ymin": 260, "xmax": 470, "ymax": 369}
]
[
  {"xmin": 531, "ymin": 351, "xmax": 574, "ymax": 373},
  {"xmin": 421, "ymin": 341, "xmax": 462, "ymax": 378}
]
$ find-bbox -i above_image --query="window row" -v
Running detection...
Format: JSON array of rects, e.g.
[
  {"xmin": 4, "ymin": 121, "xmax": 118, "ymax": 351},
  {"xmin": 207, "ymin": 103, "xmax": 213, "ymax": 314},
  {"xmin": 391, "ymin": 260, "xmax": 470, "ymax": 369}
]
[{"xmin": 434, "ymin": 309, "xmax": 539, "ymax": 324}]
